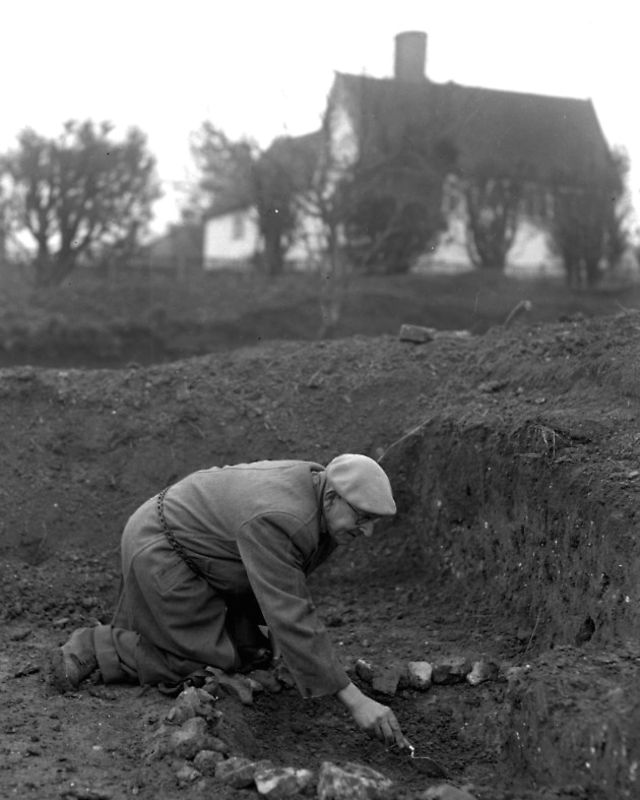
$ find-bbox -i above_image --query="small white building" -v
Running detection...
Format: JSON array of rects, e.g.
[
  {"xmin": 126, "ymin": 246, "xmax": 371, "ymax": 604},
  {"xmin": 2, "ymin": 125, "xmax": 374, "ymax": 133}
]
[{"xmin": 203, "ymin": 204, "xmax": 260, "ymax": 270}]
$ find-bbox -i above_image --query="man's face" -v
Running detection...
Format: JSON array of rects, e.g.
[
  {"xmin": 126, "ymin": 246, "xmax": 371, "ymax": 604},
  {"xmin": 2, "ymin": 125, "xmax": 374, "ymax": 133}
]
[{"xmin": 324, "ymin": 494, "xmax": 378, "ymax": 546}]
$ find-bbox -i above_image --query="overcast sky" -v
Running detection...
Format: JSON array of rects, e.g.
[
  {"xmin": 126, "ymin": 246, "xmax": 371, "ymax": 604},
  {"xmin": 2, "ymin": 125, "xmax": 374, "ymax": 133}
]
[{"xmin": 3, "ymin": 0, "xmax": 638, "ymax": 230}]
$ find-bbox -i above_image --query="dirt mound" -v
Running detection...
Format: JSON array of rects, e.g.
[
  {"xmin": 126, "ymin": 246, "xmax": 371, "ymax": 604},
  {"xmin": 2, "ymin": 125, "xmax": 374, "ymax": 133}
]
[{"xmin": 1, "ymin": 309, "xmax": 640, "ymax": 799}]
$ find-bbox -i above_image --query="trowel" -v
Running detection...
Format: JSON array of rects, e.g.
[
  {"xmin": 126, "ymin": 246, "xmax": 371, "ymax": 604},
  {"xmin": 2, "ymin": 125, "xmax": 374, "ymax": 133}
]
[{"xmin": 393, "ymin": 740, "xmax": 449, "ymax": 778}]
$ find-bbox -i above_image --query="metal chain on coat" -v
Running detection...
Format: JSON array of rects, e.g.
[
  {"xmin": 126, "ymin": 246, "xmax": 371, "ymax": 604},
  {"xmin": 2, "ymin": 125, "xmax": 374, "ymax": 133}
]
[{"xmin": 156, "ymin": 487, "xmax": 206, "ymax": 580}]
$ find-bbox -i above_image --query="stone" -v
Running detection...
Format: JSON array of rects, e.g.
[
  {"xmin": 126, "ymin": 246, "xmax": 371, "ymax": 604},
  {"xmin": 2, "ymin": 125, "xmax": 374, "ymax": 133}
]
[
  {"xmin": 431, "ymin": 657, "xmax": 472, "ymax": 685},
  {"xmin": 466, "ymin": 660, "xmax": 499, "ymax": 686},
  {"xmin": 203, "ymin": 676, "xmax": 220, "ymax": 696},
  {"xmin": 274, "ymin": 661, "xmax": 297, "ymax": 689},
  {"xmin": 248, "ymin": 669, "xmax": 282, "ymax": 693},
  {"xmin": 254, "ymin": 765, "xmax": 315, "ymax": 798},
  {"xmin": 371, "ymin": 665, "xmax": 403, "ymax": 697},
  {"xmin": 169, "ymin": 717, "xmax": 210, "ymax": 760},
  {"xmin": 477, "ymin": 380, "xmax": 509, "ymax": 394},
  {"xmin": 217, "ymin": 673, "xmax": 255, "ymax": 705},
  {"xmin": 406, "ymin": 661, "xmax": 433, "ymax": 690},
  {"xmin": 192, "ymin": 749, "xmax": 225, "ymax": 776},
  {"xmin": 207, "ymin": 736, "xmax": 230, "ymax": 754},
  {"xmin": 420, "ymin": 783, "xmax": 477, "ymax": 800},
  {"xmin": 399, "ymin": 324, "xmax": 436, "ymax": 344},
  {"xmin": 317, "ymin": 761, "xmax": 393, "ymax": 800},
  {"xmin": 354, "ymin": 659, "xmax": 374, "ymax": 684},
  {"xmin": 246, "ymin": 676, "xmax": 265, "ymax": 694},
  {"xmin": 175, "ymin": 761, "xmax": 201, "ymax": 785},
  {"xmin": 166, "ymin": 686, "xmax": 218, "ymax": 724},
  {"xmin": 215, "ymin": 756, "xmax": 273, "ymax": 789}
]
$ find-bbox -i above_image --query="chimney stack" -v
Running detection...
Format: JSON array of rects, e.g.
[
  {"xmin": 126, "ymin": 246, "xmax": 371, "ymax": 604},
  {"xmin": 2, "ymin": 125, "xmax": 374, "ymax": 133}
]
[{"xmin": 394, "ymin": 31, "xmax": 427, "ymax": 82}]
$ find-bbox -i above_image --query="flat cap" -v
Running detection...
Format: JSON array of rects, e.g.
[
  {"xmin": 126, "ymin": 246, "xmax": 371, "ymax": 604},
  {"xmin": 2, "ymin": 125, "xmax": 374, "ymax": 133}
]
[{"xmin": 325, "ymin": 454, "xmax": 396, "ymax": 516}]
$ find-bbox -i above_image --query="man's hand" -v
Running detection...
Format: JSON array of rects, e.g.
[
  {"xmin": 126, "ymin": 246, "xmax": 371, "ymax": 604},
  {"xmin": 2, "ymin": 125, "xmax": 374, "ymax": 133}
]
[{"xmin": 336, "ymin": 682, "xmax": 407, "ymax": 747}]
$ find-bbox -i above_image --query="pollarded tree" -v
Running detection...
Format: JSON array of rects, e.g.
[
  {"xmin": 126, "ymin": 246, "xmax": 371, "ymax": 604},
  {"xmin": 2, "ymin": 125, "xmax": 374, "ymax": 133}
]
[
  {"xmin": 187, "ymin": 122, "xmax": 256, "ymax": 217},
  {"xmin": 463, "ymin": 162, "xmax": 525, "ymax": 271},
  {"xmin": 546, "ymin": 149, "xmax": 629, "ymax": 289},
  {"xmin": 5, "ymin": 120, "xmax": 160, "ymax": 286},
  {"xmin": 0, "ymin": 172, "xmax": 11, "ymax": 263},
  {"xmin": 342, "ymin": 127, "xmax": 457, "ymax": 274},
  {"xmin": 187, "ymin": 122, "xmax": 301, "ymax": 276}
]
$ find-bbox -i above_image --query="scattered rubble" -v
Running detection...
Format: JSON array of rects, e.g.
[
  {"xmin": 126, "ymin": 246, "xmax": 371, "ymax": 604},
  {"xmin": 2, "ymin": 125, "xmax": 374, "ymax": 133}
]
[
  {"xmin": 248, "ymin": 668, "xmax": 283, "ymax": 693},
  {"xmin": 216, "ymin": 756, "xmax": 274, "ymax": 789},
  {"xmin": 139, "ymin": 653, "xmax": 504, "ymax": 798},
  {"xmin": 217, "ymin": 672, "xmax": 257, "ymax": 705},
  {"xmin": 466, "ymin": 661, "xmax": 500, "ymax": 686},
  {"xmin": 175, "ymin": 760, "xmax": 201, "ymax": 786},
  {"xmin": 431, "ymin": 657, "xmax": 473, "ymax": 686},
  {"xmin": 165, "ymin": 685, "xmax": 218, "ymax": 723},
  {"xmin": 192, "ymin": 748, "xmax": 225, "ymax": 775},
  {"xmin": 254, "ymin": 765, "xmax": 315, "ymax": 798},
  {"xmin": 169, "ymin": 716, "xmax": 214, "ymax": 759},
  {"xmin": 317, "ymin": 761, "xmax": 393, "ymax": 800}
]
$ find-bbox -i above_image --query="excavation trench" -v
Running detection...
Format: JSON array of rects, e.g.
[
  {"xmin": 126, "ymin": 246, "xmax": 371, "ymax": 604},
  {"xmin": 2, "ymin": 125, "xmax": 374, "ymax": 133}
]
[
  {"xmin": 364, "ymin": 413, "xmax": 640, "ymax": 798},
  {"xmin": 165, "ymin": 412, "xmax": 640, "ymax": 798}
]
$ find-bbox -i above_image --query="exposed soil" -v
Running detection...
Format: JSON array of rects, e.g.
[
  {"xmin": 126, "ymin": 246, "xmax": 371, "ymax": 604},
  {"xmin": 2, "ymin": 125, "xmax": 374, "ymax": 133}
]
[{"xmin": 1, "ymin": 272, "xmax": 640, "ymax": 800}]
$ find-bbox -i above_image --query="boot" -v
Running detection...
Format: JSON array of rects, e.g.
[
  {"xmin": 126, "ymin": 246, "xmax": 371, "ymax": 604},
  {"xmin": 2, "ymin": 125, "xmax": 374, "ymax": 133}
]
[
  {"xmin": 237, "ymin": 645, "xmax": 273, "ymax": 674},
  {"xmin": 48, "ymin": 627, "xmax": 98, "ymax": 692}
]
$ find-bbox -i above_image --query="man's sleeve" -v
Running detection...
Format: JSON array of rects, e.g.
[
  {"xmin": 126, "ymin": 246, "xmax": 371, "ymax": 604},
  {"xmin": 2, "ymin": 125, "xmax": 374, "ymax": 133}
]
[{"xmin": 236, "ymin": 516, "xmax": 350, "ymax": 698}]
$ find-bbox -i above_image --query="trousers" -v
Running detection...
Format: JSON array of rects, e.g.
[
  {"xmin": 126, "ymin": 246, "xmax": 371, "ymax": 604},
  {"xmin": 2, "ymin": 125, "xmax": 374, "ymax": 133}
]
[{"xmin": 93, "ymin": 499, "xmax": 265, "ymax": 686}]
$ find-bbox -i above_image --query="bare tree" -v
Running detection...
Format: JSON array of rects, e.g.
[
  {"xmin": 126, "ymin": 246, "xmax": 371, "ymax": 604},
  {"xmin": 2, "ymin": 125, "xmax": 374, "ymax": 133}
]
[
  {"xmin": 293, "ymin": 132, "xmax": 351, "ymax": 337},
  {"xmin": 4, "ymin": 120, "xmax": 159, "ymax": 287}
]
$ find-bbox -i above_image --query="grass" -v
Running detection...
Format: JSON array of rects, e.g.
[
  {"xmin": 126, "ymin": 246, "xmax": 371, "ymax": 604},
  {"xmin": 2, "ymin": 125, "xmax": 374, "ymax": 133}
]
[{"xmin": 1, "ymin": 265, "xmax": 639, "ymax": 344}]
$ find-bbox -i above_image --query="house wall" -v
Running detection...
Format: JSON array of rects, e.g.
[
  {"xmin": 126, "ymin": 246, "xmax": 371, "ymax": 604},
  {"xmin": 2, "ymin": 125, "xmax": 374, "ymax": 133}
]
[
  {"xmin": 329, "ymin": 104, "xmax": 359, "ymax": 170},
  {"xmin": 506, "ymin": 219, "xmax": 563, "ymax": 277},
  {"xmin": 416, "ymin": 215, "xmax": 564, "ymax": 276},
  {"xmin": 203, "ymin": 209, "xmax": 260, "ymax": 269},
  {"xmin": 287, "ymin": 213, "xmax": 327, "ymax": 269}
]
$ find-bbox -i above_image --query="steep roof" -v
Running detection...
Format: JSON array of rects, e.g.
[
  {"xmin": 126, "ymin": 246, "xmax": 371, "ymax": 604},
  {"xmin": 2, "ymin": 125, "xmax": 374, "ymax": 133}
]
[
  {"xmin": 333, "ymin": 72, "xmax": 614, "ymax": 183},
  {"xmin": 207, "ymin": 198, "xmax": 253, "ymax": 218}
]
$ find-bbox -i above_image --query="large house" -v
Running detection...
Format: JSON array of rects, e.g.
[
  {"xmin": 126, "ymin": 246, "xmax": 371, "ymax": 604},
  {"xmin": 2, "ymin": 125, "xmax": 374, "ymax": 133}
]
[{"xmin": 203, "ymin": 31, "xmax": 616, "ymax": 275}]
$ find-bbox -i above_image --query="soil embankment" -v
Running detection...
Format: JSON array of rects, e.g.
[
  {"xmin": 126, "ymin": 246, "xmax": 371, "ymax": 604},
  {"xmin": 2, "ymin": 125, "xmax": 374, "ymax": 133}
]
[{"xmin": 1, "ymin": 307, "xmax": 640, "ymax": 798}]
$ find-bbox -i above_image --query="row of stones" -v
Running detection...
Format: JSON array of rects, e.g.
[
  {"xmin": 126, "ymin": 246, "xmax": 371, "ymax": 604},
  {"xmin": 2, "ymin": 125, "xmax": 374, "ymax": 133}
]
[
  {"xmin": 354, "ymin": 656, "xmax": 502, "ymax": 696},
  {"xmin": 144, "ymin": 664, "xmax": 480, "ymax": 799}
]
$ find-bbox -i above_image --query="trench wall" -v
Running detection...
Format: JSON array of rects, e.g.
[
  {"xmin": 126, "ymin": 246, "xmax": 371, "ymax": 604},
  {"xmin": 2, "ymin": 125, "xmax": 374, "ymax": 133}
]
[{"xmin": 381, "ymin": 411, "xmax": 640, "ymax": 653}]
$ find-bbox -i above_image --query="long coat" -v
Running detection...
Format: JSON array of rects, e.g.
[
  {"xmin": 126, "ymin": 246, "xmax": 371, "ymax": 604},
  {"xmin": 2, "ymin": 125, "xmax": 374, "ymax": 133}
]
[{"xmin": 112, "ymin": 460, "xmax": 350, "ymax": 697}]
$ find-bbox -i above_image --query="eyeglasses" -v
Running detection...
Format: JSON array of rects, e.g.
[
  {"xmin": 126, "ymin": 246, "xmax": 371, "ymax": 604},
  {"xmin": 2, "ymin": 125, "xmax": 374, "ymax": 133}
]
[{"xmin": 345, "ymin": 500, "xmax": 379, "ymax": 527}]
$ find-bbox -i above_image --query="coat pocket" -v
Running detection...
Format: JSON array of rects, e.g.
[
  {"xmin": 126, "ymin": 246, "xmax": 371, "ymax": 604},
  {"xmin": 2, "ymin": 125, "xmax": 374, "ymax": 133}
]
[{"xmin": 150, "ymin": 552, "xmax": 192, "ymax": 592}]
